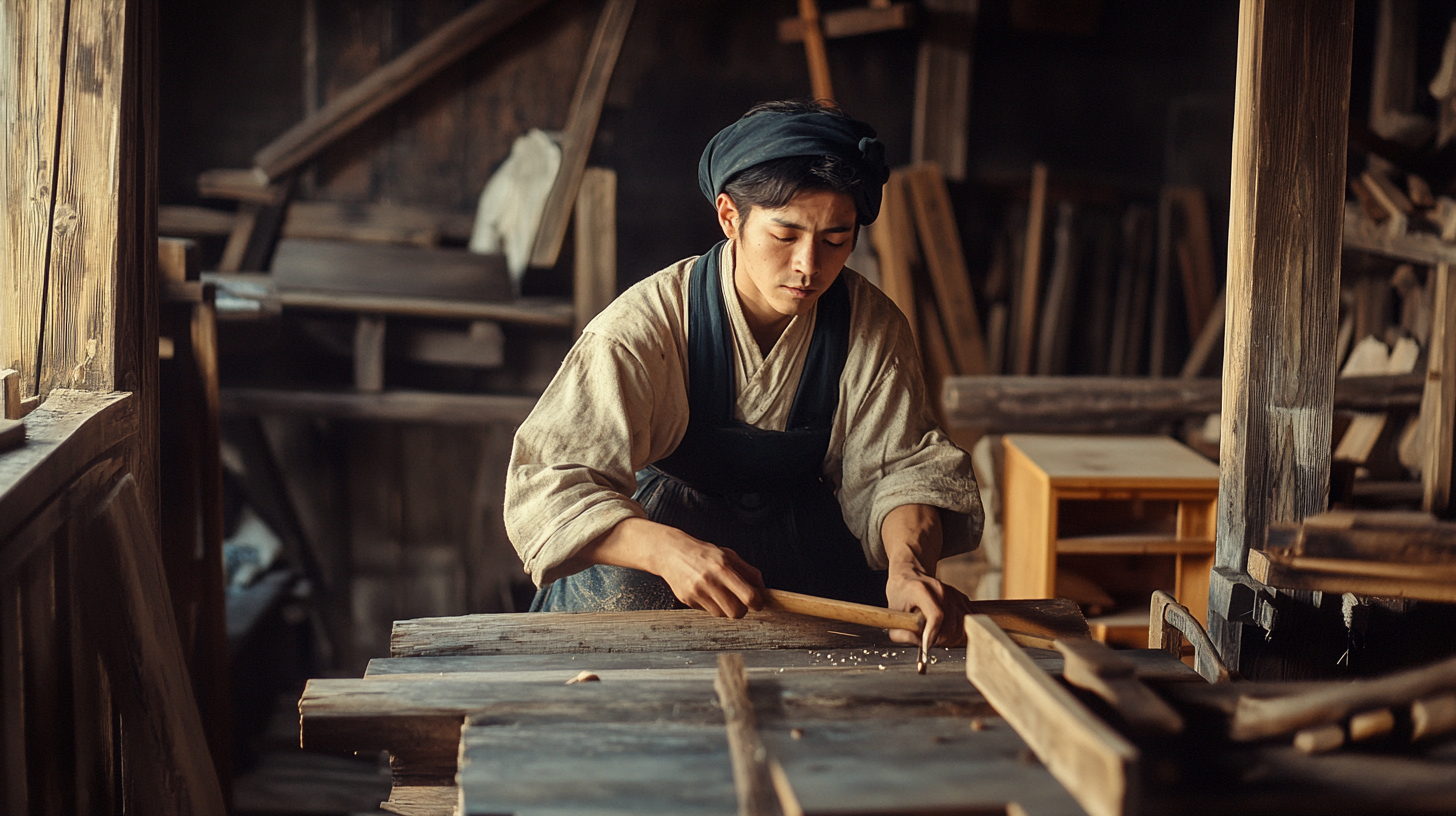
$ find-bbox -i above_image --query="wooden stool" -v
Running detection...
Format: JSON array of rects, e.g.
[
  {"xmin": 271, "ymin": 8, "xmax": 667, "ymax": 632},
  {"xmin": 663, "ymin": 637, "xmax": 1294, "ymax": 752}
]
[{"xmin": 1001, "ymin": 434, "xmax": 1219, "ymax": 648}]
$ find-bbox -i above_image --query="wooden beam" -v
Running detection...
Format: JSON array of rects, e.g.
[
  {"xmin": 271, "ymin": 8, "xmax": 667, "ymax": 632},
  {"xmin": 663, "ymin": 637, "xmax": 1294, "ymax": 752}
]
[
  {"xmin": 941, "ymin": 374, "xmax": 1419, "ymax": 432},
  {"xmin": 963, "ymin": 615, "xmax": 1138, "ymax": 816},
  {"xmin": 573, "ymin": 167, "xmax": 617, "ymax": 334},
  {"xmin": 1247, "ymin": 548, "xmax": 1456, "ymax": 603},
  {"xmin": 797, "ymin": 0, "xmax": 834, "ymax": 102},
  {"xmin": 1344, "ymin": 202, "xmax": 1456, "ymax": 266},
  {"xmin": 270, "ymin": 238, "xmax": 511, "ymax": 302},
  {"xmin": 218, "ymin": 388, "xmax": 537, "ymax": 426},
  {"xmin": 352, "ymin": 315, "xmax": 386, "ymax": 393},
  {"xmin": 1034, "ymin": 201, "xmax": 1075, "ymax": 375},
  {"xmin": 281, "ymin": 200, "xmax": 474, "ymax": 247},
  {"xmin": 252, "ymin": 0, "xmax": 550, "ymax": 181},
  {"xmin": 1211, "ymin": 0, "xmax": 1353, "ymax": 675},
  {"xmin": 777, "ymin": 3, "xmax": 914, "ymax": 42},
  {"xmin": 529, "ymin": 0, "xmax": 635, "ymax": 269},
  {"xmin": 904, "ymin": 163, "xmax": 986, "ymax": 375},
  {"xmin": 196, "ymin": 168, "xmax": 288, "ymax": 206}
]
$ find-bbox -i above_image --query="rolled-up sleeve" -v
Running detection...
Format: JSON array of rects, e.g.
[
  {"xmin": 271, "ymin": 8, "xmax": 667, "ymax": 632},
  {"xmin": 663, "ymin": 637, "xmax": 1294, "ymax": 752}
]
[
  {"xmin": 506, "ymin": 325, "xmax": 690, "ymax": 586},
  {"xmin": 833, "ymin": 278, "xmax": 984, "ymax": 569}
]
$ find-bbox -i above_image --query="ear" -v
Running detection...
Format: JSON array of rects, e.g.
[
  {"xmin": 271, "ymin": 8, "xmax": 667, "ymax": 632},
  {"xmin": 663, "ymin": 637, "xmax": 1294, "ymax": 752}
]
[{"xmin": 715, "ymin": 193, "xmax": 741, "ymax": 240}]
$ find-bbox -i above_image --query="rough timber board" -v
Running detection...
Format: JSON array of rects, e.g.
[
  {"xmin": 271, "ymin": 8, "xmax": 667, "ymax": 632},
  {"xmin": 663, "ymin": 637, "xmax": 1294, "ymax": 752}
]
[
  {"xmin": 965, "ymin": 615, "xmax": 1137, "ymax": 816},
  {"xmin": 458, "ymin": 723, "xmax": 735, "ymax": 816},
  {"xmin": 389, "ymin": 602, "xmax": 1089, "ymax": 658},
  {"xmin": 765, "ymin": 718, "xmax": 1084, "ymax": 816}
]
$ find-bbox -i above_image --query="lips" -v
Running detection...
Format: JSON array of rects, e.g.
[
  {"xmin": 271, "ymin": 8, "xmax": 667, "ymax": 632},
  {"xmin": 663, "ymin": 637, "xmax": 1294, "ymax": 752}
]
[{"xmin": 781, "ymin": 285, "xmax": 815, "ymax": 299}]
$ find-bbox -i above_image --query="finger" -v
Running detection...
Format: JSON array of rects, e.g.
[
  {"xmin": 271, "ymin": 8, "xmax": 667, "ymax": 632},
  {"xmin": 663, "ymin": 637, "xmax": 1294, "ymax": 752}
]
[
  {"xmin": 888, "ymin": 627, "xmax": 919, "ymax": 645},
  {"xmin": 717, "ymin": 553, "xmax": 765, "ymax": 610},
  {"xmin": 721, "ymin": 549, "xmax": 765, "ymax": 589},
  {"xmin": 708, "ymin": 582, "xmax": 749, "ymax": 619}
]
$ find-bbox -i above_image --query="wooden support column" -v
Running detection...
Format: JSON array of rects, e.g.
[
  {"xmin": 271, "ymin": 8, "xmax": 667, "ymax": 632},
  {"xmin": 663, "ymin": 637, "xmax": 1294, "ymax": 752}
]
[
  {"xmin": 1210, "ymin": 0, "xmax": 1353, "ymax": 676},
  {"xmin": 573, "ymin": 167, "xmax": 617, "ymax": 334}
]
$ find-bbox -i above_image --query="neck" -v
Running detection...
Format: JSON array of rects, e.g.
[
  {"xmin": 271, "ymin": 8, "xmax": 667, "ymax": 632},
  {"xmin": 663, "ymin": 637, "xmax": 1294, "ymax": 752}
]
[{"xmin": 729, "ymin": 243, "xmax": 793, "ymax": 355}]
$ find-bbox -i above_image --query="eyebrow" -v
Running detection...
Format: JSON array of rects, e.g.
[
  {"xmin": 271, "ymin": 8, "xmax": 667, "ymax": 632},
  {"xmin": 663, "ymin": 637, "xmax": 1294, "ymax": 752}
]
[{"xmin": 769, "ymin": 216, "xmax": 854, "ymax": 233}]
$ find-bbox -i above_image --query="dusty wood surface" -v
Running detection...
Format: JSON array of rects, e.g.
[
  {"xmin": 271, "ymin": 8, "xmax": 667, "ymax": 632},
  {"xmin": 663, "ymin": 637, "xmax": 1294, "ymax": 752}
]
[
  {"xmin": 271, "ymin": 239, "xmax": 511, "ymax": 301},
  {"xmin": 219, "ymin": 388, "xmax": 536, "ymax": 425},
  {"xmin": 0, "ymin": 391, "xmax": 135, "ymax": 550},
  {"xmin": 389, "ymin": 602, "xmax": 1088, "ymax": 658},
  {"xmin": 529, "ymin": 0, "xmax": 635, "ymax": 269},
  {"xmin": 964, "ymin": 615, "xmax": 1138, "ymax": 816},
  {"xmin": 1055, "ymin": 638, "xmax": 1184, "ymax": 734},
  {"xmin": 253, "ymin": 0, "xmax": 551, "ymax": 180}
]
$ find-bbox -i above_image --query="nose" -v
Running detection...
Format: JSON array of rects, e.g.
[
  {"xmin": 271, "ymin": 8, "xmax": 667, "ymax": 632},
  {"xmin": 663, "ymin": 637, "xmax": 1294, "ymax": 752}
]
[{"xmin": 792, "ymin": 237, "xmax": 819, "ymax": 281}]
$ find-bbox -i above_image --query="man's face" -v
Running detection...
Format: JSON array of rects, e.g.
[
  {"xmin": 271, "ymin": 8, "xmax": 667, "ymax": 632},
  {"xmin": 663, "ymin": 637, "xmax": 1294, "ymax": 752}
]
[{"xmin": 718, "ymin": 189, "xmax": 858, "ymax": 325}]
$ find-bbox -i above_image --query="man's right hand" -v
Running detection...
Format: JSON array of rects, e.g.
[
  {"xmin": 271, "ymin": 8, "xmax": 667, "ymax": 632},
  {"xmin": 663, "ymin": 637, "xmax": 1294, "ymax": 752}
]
[{"xmin": 576, "ymin": 517, "xmax": 765, "ymax": 618}]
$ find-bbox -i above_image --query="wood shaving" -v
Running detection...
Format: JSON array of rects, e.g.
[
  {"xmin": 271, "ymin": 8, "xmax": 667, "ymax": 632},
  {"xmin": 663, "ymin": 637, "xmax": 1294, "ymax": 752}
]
[{"xmin": 565, "ymin": 671, "xmax": 600, "ymax": 684}]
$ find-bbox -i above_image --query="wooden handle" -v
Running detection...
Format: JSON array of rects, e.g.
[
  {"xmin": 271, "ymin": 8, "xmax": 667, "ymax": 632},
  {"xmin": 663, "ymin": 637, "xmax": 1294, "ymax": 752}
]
[{"xmin": 763, "ymin": 589, "xmax": 923, "ymax": 632}]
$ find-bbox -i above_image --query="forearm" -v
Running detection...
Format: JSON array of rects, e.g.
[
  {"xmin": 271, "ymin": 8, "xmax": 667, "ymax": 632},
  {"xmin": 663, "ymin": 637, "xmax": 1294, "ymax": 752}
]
[
  {"xmin": 881, "ymin": 503, "xmax": 943, "ymax": 575},
  {"xmin": 567, "ymin": 516, "xmax": 671, "ymax": 574}
]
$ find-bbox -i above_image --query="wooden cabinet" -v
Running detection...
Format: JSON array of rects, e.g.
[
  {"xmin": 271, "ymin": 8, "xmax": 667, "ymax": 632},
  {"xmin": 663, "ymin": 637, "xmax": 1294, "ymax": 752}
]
[{"xmin": 1001, "ymin": 434, "xmax": 1219, "ymax": 646}]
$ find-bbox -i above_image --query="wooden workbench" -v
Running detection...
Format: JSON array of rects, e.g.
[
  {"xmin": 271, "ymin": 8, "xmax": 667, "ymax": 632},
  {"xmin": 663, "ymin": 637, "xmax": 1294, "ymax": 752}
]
[{"xmin": 301, "ymin": 604, "xmax": 1195, "ymax": 816}]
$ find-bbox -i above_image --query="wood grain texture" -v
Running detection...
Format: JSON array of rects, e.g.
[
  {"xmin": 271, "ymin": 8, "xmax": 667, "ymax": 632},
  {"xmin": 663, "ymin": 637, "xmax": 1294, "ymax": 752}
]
[
  {"xmin": 0, "ymin": 0, "xmax": 68, "ymax": 399},
  {"xmin": 964, "ymin": 615, "xmax": 1138, "ymax": 816},
  {"xmin": 1213, "ymin": 0, "xmax": 1353, "ymax": 672},
  {"xmin": 529, "ymin": 0, "xmax": 635, "ymax": 269},
  {"xmin": 905, "ymin": 162, "xmax": 986, "ymax": 375},
  {"xmin": 40, "ymin": 0, "xmax": 132, "ymax": 393},
  {"xmin": 252, "ymin": 0, "xmax": 551, "ymax": 180},
  {"xmin": 389, "ymin": 602, "xmax": 1089, "ymax": 658},
  {"xmin": 73, "ymin": 474, "xmax": 226, "ymax": 814},
  {"xmin": 716, "ymin": 653, "xmax": 780, "ymax": 816}
]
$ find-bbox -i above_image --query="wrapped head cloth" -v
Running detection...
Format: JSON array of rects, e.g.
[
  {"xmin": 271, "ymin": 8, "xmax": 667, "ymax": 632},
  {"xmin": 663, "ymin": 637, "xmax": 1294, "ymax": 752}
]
[{"xmin": 698, "ymin": 109, "xmax": 891, "ymax": 225}]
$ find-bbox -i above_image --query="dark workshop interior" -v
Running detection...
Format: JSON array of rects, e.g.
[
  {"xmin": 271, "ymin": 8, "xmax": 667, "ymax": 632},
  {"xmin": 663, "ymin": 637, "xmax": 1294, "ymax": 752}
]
[{"xmin": 8, "ymin": 0, "xmax": 1456, "ymax": 814}]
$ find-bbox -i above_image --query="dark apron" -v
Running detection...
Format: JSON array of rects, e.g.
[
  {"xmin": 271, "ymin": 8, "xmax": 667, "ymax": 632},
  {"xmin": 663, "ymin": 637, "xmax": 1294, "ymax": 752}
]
[{"xmin": 531, "ymin": 242, "xmax": 884, "ymax": 612}]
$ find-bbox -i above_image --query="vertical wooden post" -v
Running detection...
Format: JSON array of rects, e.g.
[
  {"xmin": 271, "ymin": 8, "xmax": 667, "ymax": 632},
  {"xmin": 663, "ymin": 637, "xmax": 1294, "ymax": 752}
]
[
  {"xmin": 1210, "ymin": 0, "xmax": 1353, "ymax": 674},
  {"xmin": 573, "ymin": 167, "xmax": 617, "ymax": 335},
  {"xmin": 1422, "ymin": 202, "xmax": 1456, "ymax": 516},
  {"xmin": 911, "ymin": 0, "xmax": 977, "ymax": 182}
]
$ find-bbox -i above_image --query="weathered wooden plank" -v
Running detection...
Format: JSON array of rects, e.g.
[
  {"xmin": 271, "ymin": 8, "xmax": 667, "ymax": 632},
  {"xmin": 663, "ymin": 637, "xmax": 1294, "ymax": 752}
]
[
  {"xmin": 910, "ymin": 0, "xmax": 976, "ymax": 182},
  {"xmin": 767, "ymin": 717, "xmax": 1084, "ymax": 816},
  {"xmin": 73, "ymin": 474, "xmax": 226, "ymax": 814},
  {"xmin": 1211, "ymin": 0, "xmax": 1353, "ymax": 676},
  {"xmin": 459, "ymin": 722, "xmax": 735, "ymax": 816},
  {"xmin": 1247, "ymin": 549, "xmax": 1456, "ymax": 603},
  {"xmin": 870, "ymin": 170, "xmax": 919, "ymax": 340},
  {"xmin": 964, "ymin": 615, "xmax": 1138, "ymax": 816},
  {"xmin": 0, "ymin": 390, "xmax": 135, "ymax": 552},
  {"xmin": 1267, "ymin": 511, "xmax": 1456, "ymax": 565},
  {"xmin": 529, "ymin": 0, "xmax": 635, "ymax": 269},
  {"xmin": 574, "ymin": 167, "xmax": 617, "ymax": 334},
  {"xmin": 389, "ymin": 602, "xmax": 1088, "ymax": 658},
  {"xmin": 1343, "ymin": 203, "xmax": 1456, "ymax": 266},
  {"xmin": 157, "ymin": 205, "xmax": 237, "ymax": 238},
  {"xmin": 271, "ymin": 239, "xmax": 511, "ymax": 302},
  {"xmin": 38, "ymin": 0, "xmax": 130, "ymax": 394},
  {"xmin": 253, "ymin": 0, "xmax": 551, "ymax": 181},
  {"xmin": 282, "ymin": 200, "xmax": 474, "ymax": 247},
  {"xmin": 942, "ymin": 374, "xmax": 1421, "ymax": 432},
  {"xmin": 905, "ymin": 162, "xmax": 986, "ymax": 375},
  {"xmin": 1422, "ymin": 203, "xmax": 1456, "ymax": 516},
  {"xmin": 219, "ymin": 388, "xmax": 536, "ymax": 425},
  {"xmin": 1034, "ymin": 201, "xmax": 1076, "ymax": 375},
  {"xmin": 0, "ymin": 0, "xmax": 68, "ymax": 399}
]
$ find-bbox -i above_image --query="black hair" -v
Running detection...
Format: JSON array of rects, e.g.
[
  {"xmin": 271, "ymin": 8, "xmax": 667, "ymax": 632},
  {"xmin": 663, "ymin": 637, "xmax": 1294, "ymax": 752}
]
[{"xmin": 720, "ymin": 99, "xmax": 866, "ymax": 235}]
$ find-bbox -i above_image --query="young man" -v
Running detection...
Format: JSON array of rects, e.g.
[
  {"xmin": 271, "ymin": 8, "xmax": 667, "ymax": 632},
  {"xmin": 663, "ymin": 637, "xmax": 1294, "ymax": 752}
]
[{"xmin": 505, "ymin": 101, "xmax": 982, "ymax": 646}]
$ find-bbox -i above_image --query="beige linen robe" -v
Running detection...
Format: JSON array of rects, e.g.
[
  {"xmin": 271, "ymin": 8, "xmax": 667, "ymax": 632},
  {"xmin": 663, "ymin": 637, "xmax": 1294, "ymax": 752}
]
[{"xmin": 506, "ymin": 241, "xmax": 983, "ymax": 588}]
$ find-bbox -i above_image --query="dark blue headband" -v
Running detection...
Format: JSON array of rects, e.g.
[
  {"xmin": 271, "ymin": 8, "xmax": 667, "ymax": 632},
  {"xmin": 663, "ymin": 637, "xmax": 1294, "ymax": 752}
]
[{"xmin": 698, "ymin": 110, "xmax": 891, "ymax": 225}]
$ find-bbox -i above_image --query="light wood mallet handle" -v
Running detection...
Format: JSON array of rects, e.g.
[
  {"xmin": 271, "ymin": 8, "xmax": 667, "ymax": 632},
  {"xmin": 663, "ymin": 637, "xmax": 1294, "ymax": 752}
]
[{"xmin": 763, "ymin": 589, "xmax": 924, "ymax": 632}]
